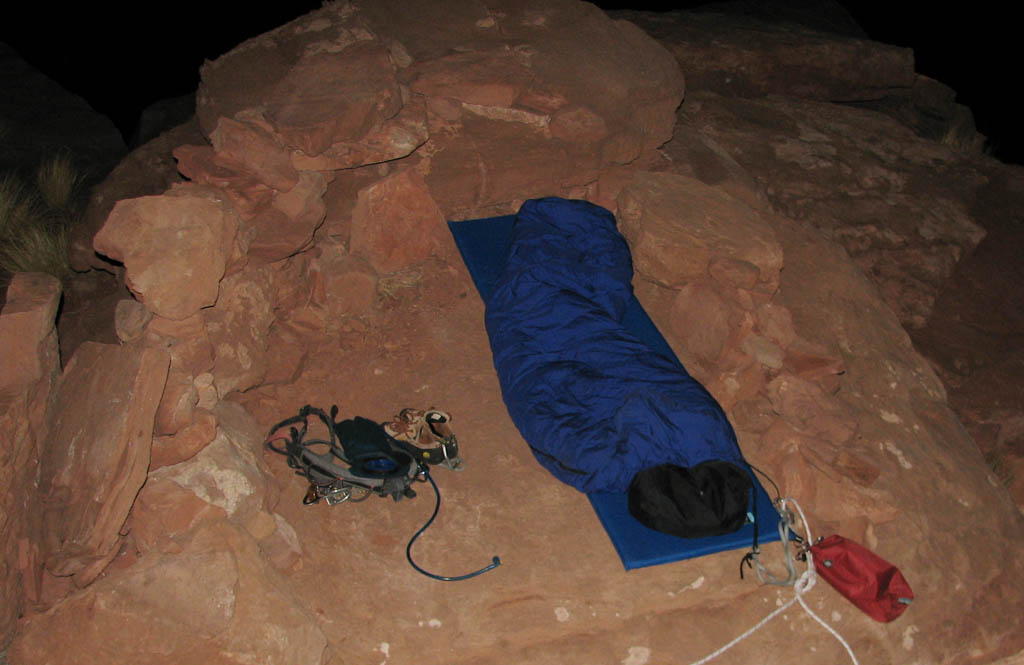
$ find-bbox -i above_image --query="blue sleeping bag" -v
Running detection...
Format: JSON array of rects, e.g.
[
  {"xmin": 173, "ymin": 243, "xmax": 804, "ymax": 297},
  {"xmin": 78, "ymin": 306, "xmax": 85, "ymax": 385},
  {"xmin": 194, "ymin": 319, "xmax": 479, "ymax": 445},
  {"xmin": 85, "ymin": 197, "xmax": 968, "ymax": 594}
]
[{"xmin": 485, "ymin": 198, "xmax": 753, "ymax": 538}]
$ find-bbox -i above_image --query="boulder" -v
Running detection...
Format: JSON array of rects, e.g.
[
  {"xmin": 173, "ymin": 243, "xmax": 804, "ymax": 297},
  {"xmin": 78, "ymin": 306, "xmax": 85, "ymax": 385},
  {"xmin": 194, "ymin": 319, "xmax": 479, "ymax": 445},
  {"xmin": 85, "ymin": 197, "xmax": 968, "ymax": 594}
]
[
  {"xmin": 113, "ymin": 298, "xmax": 152, "ymax": 343},
  {"xmin": 141, "ymin": 399, "xmax": 279, "ymax": 545},
  {"xmin": 151, "ymin": 409, "xmax": 218, "ymax": 470},
  {"xmin": 244, "ymin": 170, "xmax": 328, "ymax": 265},
  {"xmin": 142, "ymin": 313, "xmax": 216, "ymax": 436},
  {"xmin": 618, "ymin": 172, "xmax": 783, "ymax": 292},
  {"xmin": 93, "ymin": 186, "xmax": 241, "ymax": 321},
  {"xmin": 208, "ymin": 116, "xmax": 300, "ymax": 192},
  {"xmin": 0, "ymin": 274, "xmax": 61, "ymax": 645},
  {"xmin": 197, "ymin": 9, "xmax": 404, "ymax": 158},
  {"xmin": 289, "ymin": 98, "xmax": 429, "ymax": 171},
  {"xmin": 153, "ymin": 367, "xmax": 199, "ymax": 436},
  {"xmin": 612, "ymin": 8, "xmax": 983, "ymax": 148},
  {"xmin": 38, "ymin": 342, "xmax": 170, "ymax": 588},
  {"xmin": 128, "ymin": 475, "xmax": 227, "ymax": 554},
  {"xmin": 0, "ymin": 273, "xmax": 62, "ymax": 399},
  {"xmin": 144, "ymin": 313, "xmax": 216, "ymax": 378},
  {"xmin": 667, "ymin": 282, "xmax": 734, "ymax": 365},
  {"xmin": 173, "ymin": 143, "xmax": 276, "ymax": 219},
  {"xmin": 419, "ymin": 113, "xmax": 585, "ymax": 214},
  {"xmin": 350, "ymin": 169, "xmax": 447, "ymax": 273},
  {"xmin": 153, "ymin": 429, "xmax": 270, "ymax": 531}
]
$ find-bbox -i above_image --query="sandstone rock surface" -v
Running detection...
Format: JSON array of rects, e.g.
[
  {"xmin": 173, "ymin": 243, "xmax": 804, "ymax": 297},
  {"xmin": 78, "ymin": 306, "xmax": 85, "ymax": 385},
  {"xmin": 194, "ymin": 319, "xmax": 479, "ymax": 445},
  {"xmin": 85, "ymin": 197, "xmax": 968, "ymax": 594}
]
[
  {"xmin": 38, "ymin": 342, "xmax": 169, "ymax": 588},
  {"xmin": 613, "ymin": 9, "xmax": 915, "ymax": 102},
  {"xmin": 194, "ymin": 0, "xmax": 683, "ymax": 218},
  {"xmin": 618, "ymin": 172, "xmax": 782, "ymax": 291},
  {"xmin": 350, "ymin": 169, "xmax": 448, "ymax": 273},
  {"xmin": 7, "ymin": 521, "xmax": 327, "ymax": 665},
  {"xmin": 674, "ymin": 91, "xmax": 986, "ymax": 329},
  {"xmin": 93, "ymin": 187, "xmax": 240, "ymax": 320},
  {"xmin": 0, "ymin": 274, "xmax": 61, "ymax": 645},
  {"xmin": 5, "ymin": 1, "xmax": 1024, "ymax": 664}
]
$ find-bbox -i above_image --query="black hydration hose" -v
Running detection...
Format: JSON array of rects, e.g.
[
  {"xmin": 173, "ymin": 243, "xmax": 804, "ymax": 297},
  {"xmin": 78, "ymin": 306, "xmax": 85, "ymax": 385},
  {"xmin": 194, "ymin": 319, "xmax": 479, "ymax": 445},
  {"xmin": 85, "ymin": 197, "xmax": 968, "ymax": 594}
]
[{"xmin": 405, "ymin": 466, "xmax": 501, "ymax": 581}]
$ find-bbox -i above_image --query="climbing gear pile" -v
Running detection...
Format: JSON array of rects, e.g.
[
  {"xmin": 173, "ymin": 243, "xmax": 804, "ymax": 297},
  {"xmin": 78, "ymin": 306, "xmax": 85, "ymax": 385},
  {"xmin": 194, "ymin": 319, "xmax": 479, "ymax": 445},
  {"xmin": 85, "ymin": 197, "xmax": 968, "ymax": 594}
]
[
  {"xmin": 265, "ymin": 405, "xmax": 423, "ymax": 506},
  {"xmin": 265, "ymin": 404, "xmax": 500, "ymax": 581}
]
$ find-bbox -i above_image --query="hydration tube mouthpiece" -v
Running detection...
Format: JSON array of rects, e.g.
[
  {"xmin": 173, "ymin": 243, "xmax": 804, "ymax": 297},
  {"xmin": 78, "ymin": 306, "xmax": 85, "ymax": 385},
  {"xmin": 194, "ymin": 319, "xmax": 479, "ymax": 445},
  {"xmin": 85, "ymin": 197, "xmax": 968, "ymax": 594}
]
[{"xmin": 406, "ymin": 467, "xmax": 502, "ymax": 582}]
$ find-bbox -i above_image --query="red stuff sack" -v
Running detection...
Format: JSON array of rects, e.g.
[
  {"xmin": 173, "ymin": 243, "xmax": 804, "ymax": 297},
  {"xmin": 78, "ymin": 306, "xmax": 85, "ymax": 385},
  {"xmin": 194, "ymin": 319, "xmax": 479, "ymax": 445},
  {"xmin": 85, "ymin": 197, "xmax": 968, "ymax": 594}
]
[{"xmin": 810, "ymin": 534, "xmax": 914, "ymax": 622}]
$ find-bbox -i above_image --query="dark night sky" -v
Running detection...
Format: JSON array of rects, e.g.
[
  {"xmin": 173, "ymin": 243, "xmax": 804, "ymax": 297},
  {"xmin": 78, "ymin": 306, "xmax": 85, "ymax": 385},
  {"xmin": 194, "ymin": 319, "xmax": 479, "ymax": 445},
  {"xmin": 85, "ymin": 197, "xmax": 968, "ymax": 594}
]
[{"xmin": 2, "ymin": 1, "xmax": 1019, "ymax": 164}]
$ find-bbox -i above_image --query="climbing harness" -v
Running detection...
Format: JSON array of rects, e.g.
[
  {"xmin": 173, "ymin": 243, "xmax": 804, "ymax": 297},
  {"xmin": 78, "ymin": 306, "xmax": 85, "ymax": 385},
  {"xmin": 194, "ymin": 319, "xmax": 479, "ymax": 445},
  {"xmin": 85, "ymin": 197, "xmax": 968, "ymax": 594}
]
[
  {"xmin": 265, "ymin": 405, "xmax": 423, "ymax": 505},
  {"xmin": 265, "ymin": 404, "xmax": 500, "ymax": 581}
]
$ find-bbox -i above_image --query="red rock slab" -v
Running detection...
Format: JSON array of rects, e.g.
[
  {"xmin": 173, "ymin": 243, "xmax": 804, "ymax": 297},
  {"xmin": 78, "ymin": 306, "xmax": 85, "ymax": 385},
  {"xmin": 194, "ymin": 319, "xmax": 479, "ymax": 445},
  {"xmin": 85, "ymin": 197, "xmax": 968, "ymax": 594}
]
[
  {"xmin": 0, "ymin": 273, "xmax": 61, "ymax": 644},
  {"xmin": 94, "ymin": 188, "xmax": 240, "ymax": 321},
  {"xmin": 0, "ymin": 273, "xmax": 61, "ymax": 397},
  {"xmin": 244, "ymin": 171, "xmax": 328, "ymax": 265},
  {"xmin": 350, "ymin": 169, "xmax": 447, "ymax": 273},
  {"xmin": 38, "ymin": 342, "xmax": 170, "ymax": 587},
  {"xmin": 267, "ymin": 45, "xmax": 403, "ymax": 156},
  {"xmin": 289, "ymin": 98, "xmax": 429, "ymax": 171},
  {"xmin": 203, "ymin": 265, "xmax": 276, "ymax": 397},
  {"xmin": 209, "ymin": 116, "xmax": 300, "ymax": 192},
  {"xmin": 618, "ymin": 171, "xmax": 783, "ymax": 290}
]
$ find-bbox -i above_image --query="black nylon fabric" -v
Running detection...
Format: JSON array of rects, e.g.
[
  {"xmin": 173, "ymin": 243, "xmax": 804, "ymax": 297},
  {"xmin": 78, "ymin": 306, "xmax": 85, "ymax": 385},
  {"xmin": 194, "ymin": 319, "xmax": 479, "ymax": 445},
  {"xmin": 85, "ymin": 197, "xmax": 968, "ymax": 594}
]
[
  {"xmin": 334, "ymin": 416, "xmax": 414, "ymax": 479},
  {"xmin": 627, "ymin": 461, "xmax": 753, "ymax": 538}
]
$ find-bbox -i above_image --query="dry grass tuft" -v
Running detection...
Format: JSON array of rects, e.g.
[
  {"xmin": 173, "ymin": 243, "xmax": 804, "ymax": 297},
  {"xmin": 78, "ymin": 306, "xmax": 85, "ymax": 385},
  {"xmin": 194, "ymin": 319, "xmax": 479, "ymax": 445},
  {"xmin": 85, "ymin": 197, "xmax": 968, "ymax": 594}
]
[
  {"xmin": 0, "ymin": 173, "xmax": 44, "ymax": 233},
  {"xmin": 0, "ymin": 153, "xmax": 85, "ymax": 283},
  {"xmin": 36, "ymin": 152, "xmax": 85, "ymax": 214},
  {"xmin": 1, "ymin": 224, "xmax": 72, "ymax": 279}
]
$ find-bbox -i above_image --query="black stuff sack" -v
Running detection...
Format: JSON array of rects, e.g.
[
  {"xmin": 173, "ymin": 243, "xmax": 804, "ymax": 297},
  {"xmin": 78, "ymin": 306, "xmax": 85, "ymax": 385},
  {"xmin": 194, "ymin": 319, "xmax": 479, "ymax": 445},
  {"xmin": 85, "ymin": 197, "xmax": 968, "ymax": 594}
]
[{"xmin": 627, "ymin": 461, "xmax": 752, "ymax": 538}]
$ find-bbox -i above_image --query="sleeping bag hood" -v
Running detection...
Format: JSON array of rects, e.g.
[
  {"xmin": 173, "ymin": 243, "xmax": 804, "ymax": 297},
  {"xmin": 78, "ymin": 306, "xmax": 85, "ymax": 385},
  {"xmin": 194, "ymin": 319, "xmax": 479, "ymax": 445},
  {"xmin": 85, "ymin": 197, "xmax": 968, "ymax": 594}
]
[{"xmin": 484, "ymin": 198, "xmax": 753, "ymax": 539}]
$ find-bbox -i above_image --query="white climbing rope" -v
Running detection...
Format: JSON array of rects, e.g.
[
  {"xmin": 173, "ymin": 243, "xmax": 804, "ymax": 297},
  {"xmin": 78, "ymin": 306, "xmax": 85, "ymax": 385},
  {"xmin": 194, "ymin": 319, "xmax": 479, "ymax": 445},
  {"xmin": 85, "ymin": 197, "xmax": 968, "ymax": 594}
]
[{"xmin": 686, "ymin": 498, "xmax": 859, "ymax": 665}]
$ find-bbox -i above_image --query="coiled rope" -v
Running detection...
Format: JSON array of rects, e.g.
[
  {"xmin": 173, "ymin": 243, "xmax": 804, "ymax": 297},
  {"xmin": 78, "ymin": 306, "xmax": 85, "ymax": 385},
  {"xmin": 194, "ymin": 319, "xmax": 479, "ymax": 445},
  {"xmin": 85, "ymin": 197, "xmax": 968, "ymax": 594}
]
[{"xmin": 687, "ymin": 498, "xmax": 859, "ymax": 665}]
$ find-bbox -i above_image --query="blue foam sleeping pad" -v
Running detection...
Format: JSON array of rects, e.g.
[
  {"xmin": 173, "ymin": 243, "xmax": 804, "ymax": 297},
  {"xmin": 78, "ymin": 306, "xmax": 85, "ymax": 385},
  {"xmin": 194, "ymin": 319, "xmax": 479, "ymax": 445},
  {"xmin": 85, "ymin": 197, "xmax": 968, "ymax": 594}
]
[{"xmin": 449, "ymin": 198, "xmax": 782, "ymax": 569}]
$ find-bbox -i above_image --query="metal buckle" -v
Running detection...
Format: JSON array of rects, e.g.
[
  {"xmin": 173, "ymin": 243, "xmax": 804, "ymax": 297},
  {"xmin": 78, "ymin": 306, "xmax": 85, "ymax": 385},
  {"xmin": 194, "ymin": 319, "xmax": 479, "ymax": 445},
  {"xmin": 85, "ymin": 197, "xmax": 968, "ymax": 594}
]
[
  {"xmin": 324, "ymin": 486, "xmax": 355, "ymax": 505},
  {"xmin": 439, "ymin": 436, "xmax": 465, "ymax": 471}
]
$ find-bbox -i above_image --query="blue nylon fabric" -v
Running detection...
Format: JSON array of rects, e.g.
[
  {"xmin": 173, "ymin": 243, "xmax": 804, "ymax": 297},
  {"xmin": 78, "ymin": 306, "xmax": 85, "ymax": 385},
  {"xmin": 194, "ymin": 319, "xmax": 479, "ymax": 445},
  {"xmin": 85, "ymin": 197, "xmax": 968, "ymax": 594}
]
[{"xmin": 484, "ymin": 198, "xmax": 747, "ymax": 493}]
